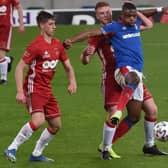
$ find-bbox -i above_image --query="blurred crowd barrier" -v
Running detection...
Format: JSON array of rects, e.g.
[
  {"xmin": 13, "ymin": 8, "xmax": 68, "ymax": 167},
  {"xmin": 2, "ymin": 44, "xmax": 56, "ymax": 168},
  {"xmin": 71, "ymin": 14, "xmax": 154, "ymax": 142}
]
[{"xmin": 13, "ymin": 9, "xmax": 168, "ymax": 26}]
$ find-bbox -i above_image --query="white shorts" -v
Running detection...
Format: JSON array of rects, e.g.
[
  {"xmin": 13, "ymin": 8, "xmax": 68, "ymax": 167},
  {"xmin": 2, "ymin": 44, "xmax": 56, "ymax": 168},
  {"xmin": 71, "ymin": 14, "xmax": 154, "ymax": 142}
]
[{"xmin": 114, "ymin": 66, "xmax": 143, "ymax": 101}]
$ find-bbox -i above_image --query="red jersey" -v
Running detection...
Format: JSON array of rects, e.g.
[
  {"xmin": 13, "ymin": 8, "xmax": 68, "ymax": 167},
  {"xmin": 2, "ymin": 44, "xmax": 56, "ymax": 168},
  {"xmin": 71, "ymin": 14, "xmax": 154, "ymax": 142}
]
[
  {"xmin": 88, "ymin": 35, "xmax": 122, "ymax": 108},
  {"xmin": 0, "ymin": 0, "xmax": 20, "ymax": 26},
  {"xmin": 23, "ymin": 35, "xmax": 68, "ymax": 96},
  {"xmin": 89, "ymin": 35, "xmax": 115, "ymax": 76}
]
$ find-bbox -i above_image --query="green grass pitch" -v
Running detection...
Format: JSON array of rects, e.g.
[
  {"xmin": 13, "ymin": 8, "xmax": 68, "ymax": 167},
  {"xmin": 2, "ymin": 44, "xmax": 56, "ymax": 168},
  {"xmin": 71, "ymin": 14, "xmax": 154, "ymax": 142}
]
[{"xmin": 0, "ymin": 23, "xmax": 168, "ymax": 168}]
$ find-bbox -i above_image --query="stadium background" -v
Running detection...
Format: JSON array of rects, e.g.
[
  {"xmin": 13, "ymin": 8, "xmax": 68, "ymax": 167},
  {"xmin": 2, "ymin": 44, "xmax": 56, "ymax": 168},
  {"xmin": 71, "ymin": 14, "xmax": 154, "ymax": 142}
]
[
  {"xmin": 20, "ymin": 0, "xmax": 168, "ymax": 9},
  {"xmin": 13, "ymin": 0, "xmax": 168, "ymax": 26}
]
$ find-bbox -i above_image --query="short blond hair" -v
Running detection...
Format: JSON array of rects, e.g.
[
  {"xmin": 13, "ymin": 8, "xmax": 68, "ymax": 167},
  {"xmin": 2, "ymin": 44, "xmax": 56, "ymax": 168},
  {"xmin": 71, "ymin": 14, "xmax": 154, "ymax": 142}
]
[{"xmin": 95, "ymin": 1, "xmax": 111, "ymax": 10}]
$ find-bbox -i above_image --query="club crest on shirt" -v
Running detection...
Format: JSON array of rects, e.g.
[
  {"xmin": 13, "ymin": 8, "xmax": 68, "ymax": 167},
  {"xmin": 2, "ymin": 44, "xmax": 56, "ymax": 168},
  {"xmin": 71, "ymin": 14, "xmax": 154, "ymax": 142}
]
[
  {"xmin": 122, "ymin": 26, "xmax": 127, "ymax": 30},
  {"xmin": 42, "ymin": 50, "xmax": 50, "ymax": 58}
]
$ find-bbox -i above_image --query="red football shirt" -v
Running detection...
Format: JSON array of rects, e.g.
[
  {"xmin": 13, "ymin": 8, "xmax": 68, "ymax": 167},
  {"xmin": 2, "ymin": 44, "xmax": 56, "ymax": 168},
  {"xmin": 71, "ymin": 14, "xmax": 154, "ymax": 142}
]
[
  {"xmin": 88, "ymin": 35, "xmax": 115, "ymax": 75},
  {"xmin": 0, "ymin": 0, "xmax": 20, "ymax": 26},
  {"xmin": 22, "ymin": 35, "xmax": 68, "ymax": 95},
  {"xmin": 88, "ymin": 35, "xmax": 122, "ymax": 107}
]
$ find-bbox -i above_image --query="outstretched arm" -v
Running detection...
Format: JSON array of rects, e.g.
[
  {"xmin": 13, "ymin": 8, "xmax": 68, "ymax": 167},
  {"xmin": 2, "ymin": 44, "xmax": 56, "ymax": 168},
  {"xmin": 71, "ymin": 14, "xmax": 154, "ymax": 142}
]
[
  {"xmin": 63, "ymin": 28, "xmax": 102, "ymax": 49},
  {"xmin": 139, "ymin": 6, "xmax": 168, "ymax": 17}
]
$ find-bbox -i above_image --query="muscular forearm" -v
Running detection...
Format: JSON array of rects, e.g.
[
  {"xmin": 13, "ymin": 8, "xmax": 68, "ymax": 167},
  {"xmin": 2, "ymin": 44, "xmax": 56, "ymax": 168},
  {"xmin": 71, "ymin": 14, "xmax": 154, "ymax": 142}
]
[
  {"xmin": 15, "ymin": 60, "xmax": 26, "ymax": 93},
  {"xmin": 71, "ymin": 28, "xmax": 102, "ymax": 43},
  {"xmin": 15, "ymin": 66, "xmax": 24, "ymax": 93},
  {"xmin": 139, "ymin": 8, "xmax": 158, "ymax": 17},
  {"xmin": 137, "ymin": 11, "xmax": 153, "ymax": 30}
]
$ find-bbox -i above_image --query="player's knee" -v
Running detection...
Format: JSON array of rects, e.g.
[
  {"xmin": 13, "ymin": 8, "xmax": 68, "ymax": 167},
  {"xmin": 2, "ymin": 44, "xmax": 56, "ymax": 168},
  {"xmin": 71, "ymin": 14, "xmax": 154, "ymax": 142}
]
[
  {"xmin": 145, "ymin": 104, "xmax": 158, "ymax": 118},
  {"xmin": 106, "ymin": 107, "xmax": 119, "ymax": 125},
  {"xmin": 125, "ymin": 71, "xmax": 140, "ymax": 87},
  {"xmin": 51, "ymin": 123, "xmax": 62, "ymax": 132},
  {"xmin": 32, "ymin": 118, "xmax": 45, "ymax": 129},
  {"xmin": 127, "ymin": 114, "xmax": 141, "ymax": 123}
]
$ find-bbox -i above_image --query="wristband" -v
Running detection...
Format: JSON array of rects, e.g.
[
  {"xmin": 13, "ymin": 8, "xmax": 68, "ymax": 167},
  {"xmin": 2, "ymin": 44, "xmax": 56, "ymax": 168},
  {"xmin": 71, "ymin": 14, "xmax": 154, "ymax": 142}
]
[{"xmin": 156, "ymin": 7, "xmax": 162, "ymax": 12}]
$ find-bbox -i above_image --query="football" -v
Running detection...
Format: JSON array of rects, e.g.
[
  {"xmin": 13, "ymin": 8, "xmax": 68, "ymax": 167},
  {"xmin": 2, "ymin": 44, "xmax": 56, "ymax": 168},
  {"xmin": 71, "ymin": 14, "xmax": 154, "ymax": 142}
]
[{"xmin": 154, "ymin": 121, "xmax": 168, "ymax": 141}]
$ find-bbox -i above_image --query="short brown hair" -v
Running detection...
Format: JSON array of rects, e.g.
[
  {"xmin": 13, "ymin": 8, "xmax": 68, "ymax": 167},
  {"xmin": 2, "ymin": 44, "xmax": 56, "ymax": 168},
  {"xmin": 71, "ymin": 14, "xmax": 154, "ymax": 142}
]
[
  {"xmin": 36, "ymin": 11, "xmax": 55, "ymax": 27},
  {"xmin": 95, "ymin": 1, "xmax": 111, "ymax": 10}
]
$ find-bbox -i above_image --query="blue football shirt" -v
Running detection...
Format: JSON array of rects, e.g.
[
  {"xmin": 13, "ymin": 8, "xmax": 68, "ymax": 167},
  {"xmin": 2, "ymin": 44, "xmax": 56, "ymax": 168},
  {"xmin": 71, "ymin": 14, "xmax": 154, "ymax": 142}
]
[{"xmin": 101, "ymin": 18, "xmax": 143, "ymax": 72}]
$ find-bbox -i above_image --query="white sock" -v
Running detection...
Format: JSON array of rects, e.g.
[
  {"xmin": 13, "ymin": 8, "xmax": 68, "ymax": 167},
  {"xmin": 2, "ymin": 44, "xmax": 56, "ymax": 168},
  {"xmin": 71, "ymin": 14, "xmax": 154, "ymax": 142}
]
[
  {"xmin": 32, "ymin": 128, "xmax": 54, "ymax": 157},
  {"xmin": 5, "ymin": 56, "xmax": 11, "ymax": 63},
  {"xmin": 0, "ymin": 58, "xmax": 8, "ymax": 80},
  {"xmin": 144, "ymin": 119, "xmax": 155, "ymax": 147},
  {"xmin": 102, "ymin": 122, "xmax": 116, "ymax": 151},
  {"xmin": 8, "ymin": 122, "xmax": 34, "ymax": 150}
]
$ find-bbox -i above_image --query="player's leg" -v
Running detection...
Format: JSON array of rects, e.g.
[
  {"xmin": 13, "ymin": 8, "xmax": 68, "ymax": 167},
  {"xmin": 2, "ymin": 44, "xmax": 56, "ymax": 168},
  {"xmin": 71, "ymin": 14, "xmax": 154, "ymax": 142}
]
[
  {"xmin": 0, "ymin": 49, "xmax": 8, "ymax": 85},
  {"xmin": 142, "ymin": 96, "xmax": 168, "ymax": 155},
  {"xmin": 30, "ymin": 117, "xmax": 61, "ymax": 162},
  {"xmin": 99, "ymin": 100, "xmax": 141, "ymax": 158},
  {"xmin": 100, "ymin": 76, "xmax": 122, "ymax": 160},
  {"xmin": 5, "ymin": 56, "xmax": 14, "ymax": 72},
  {"xmin": 30, "ymin": 94, "xmax": 61, "ymax": 162},
  {"xmin": 112, "ymin": 100, "xmax": 142, "ymax": 144},
  {"xmin": 0, "ymin": 26, "xmax": 12, "ymax": 84},
  {"xmin": 112, "ymin": 67, "xmax": 141, "ymax": 123},
  {"xmin": 101, "ymin": 106, "xmax": 121, "ymax": 160},
  {"xmin": 4, "ymin": 112, "xmax": 45, "ymax": 163},
  {"xmin": 3, "ymin": 94, "xmax": 47, "ymax": 162}
]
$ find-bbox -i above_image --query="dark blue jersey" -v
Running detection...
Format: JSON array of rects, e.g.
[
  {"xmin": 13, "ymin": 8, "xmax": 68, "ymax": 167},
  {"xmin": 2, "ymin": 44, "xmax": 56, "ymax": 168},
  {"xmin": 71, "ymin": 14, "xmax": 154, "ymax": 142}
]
[{"xmin": 101, "ymin": 18, "xmax": 143, "ymax": 72}]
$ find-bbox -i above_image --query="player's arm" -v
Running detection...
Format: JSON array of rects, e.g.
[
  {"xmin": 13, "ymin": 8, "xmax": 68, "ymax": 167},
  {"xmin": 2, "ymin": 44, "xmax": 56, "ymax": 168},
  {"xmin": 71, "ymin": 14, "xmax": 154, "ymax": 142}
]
[
  {"xmin": 62, "ymin": 59, "xmax": 77, "ymax": 94},
  {"xmin": 80, "ymin": 44, "xmax": 96, "ymax": 65},
  {"xmin": 137, "ymin": 11, "xmax": 153, "ymax": 31},
  {"xmin": 15, "ymin": 59, "xmax": 27, "ymax": 104},
  {"xmin": 15, "ymin": 2, "xmax": 25, "ymax": 32},
  {"xmin": 63, "ymin": 28, "xmax": 102, "ymax": 49},
  {"xmin": 139, "ymin": 6, "xmax": 168, "ymax": 17}
]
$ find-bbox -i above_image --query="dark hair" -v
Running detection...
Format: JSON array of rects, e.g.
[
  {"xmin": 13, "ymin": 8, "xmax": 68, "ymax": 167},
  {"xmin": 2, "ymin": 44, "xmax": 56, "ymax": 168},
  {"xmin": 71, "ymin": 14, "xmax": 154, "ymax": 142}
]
[
  {"xmin": 95, "ymin": 1, "xmax": 111, "ymax": 10},
  {"xmin": 122, "ymin": 2, "xmax": 136, "ymax": 11},
  {"xmin": 36, "ymin": 11, "xmax": 55, "ymax": 26}
]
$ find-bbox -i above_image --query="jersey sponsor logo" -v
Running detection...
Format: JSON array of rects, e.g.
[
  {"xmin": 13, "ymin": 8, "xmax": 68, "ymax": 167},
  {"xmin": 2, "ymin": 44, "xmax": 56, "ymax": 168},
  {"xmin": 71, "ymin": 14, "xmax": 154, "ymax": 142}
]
[
  {"xmin": 42, "ymin": 60, "xmax": 59, "ymax": 70},
  {"xmin": 122, "ymin": 32, "xmax": 140, "ymax": 39},
  {"xmin": 0, "ymin": 5, "xmax": 7, "ymax": 13}
]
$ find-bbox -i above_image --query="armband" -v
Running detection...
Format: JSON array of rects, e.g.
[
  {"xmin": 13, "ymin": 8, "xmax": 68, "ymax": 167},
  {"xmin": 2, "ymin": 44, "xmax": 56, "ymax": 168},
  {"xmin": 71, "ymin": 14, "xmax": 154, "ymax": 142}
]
[{"xmin": 156, "ymin": 7, "xmax": 162, "ymax": 12}]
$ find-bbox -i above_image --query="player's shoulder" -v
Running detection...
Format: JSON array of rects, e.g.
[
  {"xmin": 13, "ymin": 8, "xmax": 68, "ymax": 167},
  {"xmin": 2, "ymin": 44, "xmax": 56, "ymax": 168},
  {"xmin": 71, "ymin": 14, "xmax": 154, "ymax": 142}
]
[
  {"xmin": 29, "ymin": 35, "xmax": 48, "ymax": 46},
  {"xmin": 25, "ymin": 36, "xmax": 43, "ymax": 51},
  {"xmin": 52, "ymin": 38, "xmax": 65, "ymax": 49},
  {"xmin": 52, "ymin": 38, "xmax": 62, "ymax": 45}
]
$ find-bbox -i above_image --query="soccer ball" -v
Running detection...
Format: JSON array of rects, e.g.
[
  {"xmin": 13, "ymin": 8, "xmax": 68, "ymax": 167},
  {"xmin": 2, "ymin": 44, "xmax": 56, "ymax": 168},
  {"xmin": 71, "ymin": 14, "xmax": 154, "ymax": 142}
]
[{"xmin": 154, "ymin": 121, "xmax": 168, "ymax": 141}]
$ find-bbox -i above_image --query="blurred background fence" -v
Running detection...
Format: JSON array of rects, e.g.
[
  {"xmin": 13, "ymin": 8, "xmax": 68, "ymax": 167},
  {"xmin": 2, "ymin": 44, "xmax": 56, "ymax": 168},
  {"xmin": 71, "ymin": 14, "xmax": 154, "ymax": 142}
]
[
  {"xmin": 13, "ymin": 0, "xmax": 168, "ymax": 26},
  {"xmin": 20, "ymin": 0, "xmax": 168, "ymax": 9}
]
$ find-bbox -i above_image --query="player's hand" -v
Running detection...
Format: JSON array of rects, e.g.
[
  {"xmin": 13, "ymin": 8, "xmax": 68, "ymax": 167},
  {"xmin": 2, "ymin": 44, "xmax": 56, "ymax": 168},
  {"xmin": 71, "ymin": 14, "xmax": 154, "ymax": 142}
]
[
  {"xmin": 163, "ymin": 6, "xmax": 168, "ymax": 14},
  {"xmin": 18, "ymin": 24, "xmax": 25, "ymax": 33},
  {"xmin": 84, "ymin": 45, "xmax": 95, "ymax": 56},
  {"xmin": 67, "ymin": 82, "xmax": 77, "ymax": 94},
  {"xmin": 63, "ymin": 39, "xmax": 72, "ymax": 49},
  {"xmin": 16, "ymin": 92, "xmax": 26, "ymax": 104}
]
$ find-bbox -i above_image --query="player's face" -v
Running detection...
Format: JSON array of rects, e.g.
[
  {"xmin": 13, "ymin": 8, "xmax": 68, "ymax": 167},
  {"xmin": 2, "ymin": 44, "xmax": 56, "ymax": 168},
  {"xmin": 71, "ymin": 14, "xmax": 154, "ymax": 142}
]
[
  {"xmin": 121, "ymin": 9, "xmax": 137, "ymax": 26},
  {"xmin": 41, "ymin": 19, "xmax": 56, "ymax": 37},
  {"xmin": 96, "ymin": 6, "xmax": 112, "ymax": 25}
]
